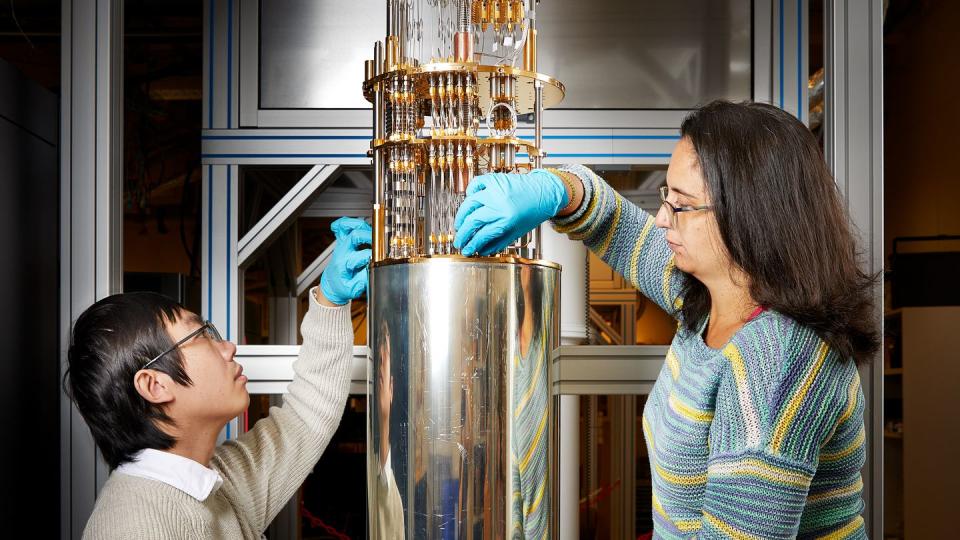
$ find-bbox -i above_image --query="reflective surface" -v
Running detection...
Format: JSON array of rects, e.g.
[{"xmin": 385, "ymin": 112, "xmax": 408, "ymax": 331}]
[
  {"xmin": 260, "ymin": 0, "xmax": 385, "ymax": 109},
  {"xmin": 537, "ymin": 0, "xmax": 751, "ymax": 109},
  {"xmin": 368, "ymin": 259, "xmax": 559, "ymax": 539}
]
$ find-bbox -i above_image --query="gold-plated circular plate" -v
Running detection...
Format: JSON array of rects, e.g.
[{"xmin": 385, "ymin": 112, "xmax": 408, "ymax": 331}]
[
  {"xmin": 372, "ymin": 253, "xmax": 561, "ymax": 271},
  {"xmin": 364, "ymin": 62, "xmax": 565, "ymax": 113}
]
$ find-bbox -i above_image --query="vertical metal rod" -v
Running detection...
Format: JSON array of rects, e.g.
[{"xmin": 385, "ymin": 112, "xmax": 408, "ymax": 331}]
[
  {"xmin": 373, "ymin": 41, "xmax": 386, "ymax": 262},
  {"xmin": 530, "ymin": 79, "xmax": 544, "ymax": 259}
]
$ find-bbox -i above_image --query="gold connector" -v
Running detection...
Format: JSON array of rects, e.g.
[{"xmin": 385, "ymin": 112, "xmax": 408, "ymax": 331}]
[
  {"xmin": 385, "ymin": 36, "xmax": 399, "ymax": 69},
  {"xmin": 373, "ymin": 204, "xmax": 386, "ymax": 261},
  {"xmin": 472, "ymin": 0, "xmax": 482, "ymax": 24},
  {"xmin": 523, "ymin": 27, "xmax": 537, "ymax": 72}
]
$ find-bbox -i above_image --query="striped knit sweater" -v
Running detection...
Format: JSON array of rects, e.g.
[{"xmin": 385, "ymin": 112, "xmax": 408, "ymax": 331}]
[{"xmin": 551, "ymin": 165, "xmax": 867, "ymax": 539}]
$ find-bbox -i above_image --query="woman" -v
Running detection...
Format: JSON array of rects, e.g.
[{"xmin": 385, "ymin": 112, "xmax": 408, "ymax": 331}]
[{"xmin": 454, "ymin": 101, "xmax": 877, "ymax": 539}]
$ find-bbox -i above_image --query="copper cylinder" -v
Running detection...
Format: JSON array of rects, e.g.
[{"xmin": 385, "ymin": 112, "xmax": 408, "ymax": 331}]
[
  {"xmin": 454, "ymin": 31, "xmax": 474, "ymax": 62},
  {"xmin": 365, "ymin": 59, "xmax": 375, "ymax": 82},
  {"xmin": 385, "ymin": 35, "xmax": 399, "ymax": 68}
]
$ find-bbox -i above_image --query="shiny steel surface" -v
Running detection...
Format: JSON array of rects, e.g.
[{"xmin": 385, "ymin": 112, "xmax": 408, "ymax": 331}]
[
  {"xmin": 260, "ymin": 0, "xmax": 385, "ymax": 108},
  {"xmin": 537, "ymin": 0, "xmax": 751, "ymax": 109},
  {"xmin": 368, "ymin": 258, "xmax": 559, "ymax": 539}
]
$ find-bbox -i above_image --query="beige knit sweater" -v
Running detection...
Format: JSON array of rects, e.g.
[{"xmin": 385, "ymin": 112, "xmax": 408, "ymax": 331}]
[{"xmin": 83, "ymin": 290, "xmax": 353, "ymax": 539}]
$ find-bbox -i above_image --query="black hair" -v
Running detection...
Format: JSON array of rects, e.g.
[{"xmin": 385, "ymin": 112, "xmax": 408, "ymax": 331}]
[
  {"xmin": 678, "ymin": 100, "xmax": 880, "ymax": 364},
  {"xmin": 64, "ymin": 292, "xmax": 194, "ymax": 469}
]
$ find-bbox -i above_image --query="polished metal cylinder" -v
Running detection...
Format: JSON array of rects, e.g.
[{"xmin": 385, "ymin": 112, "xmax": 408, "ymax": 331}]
[{"xmin": 368, "ymin": 257, "xmax": 559, "ymax": 539}]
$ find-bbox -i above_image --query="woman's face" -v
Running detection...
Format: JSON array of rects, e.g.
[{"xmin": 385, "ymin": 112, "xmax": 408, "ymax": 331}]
[{"xmin": 655, "ymin": 137, "xmax": 730, "ymax": 281}]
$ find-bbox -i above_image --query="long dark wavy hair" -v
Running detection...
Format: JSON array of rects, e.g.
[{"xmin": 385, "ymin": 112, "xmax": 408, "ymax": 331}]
[{"xmin": 678, "ymin": 100, "xmax": 879, "ymax": 364}]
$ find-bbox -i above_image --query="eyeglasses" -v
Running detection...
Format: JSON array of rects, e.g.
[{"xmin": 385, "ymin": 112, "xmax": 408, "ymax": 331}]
[
  {"xmin": 659, "ymin": 186, "xmax": 712, "ymax": 228},
  {"xmin": 142, "ymin": 321, "xmax": 223, "ymax": 369}
]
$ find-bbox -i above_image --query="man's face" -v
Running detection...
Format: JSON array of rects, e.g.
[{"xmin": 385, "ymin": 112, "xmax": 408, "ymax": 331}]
[{"xmin": 164, "ymin": 311, "xmax": 248, "ymax": 427}]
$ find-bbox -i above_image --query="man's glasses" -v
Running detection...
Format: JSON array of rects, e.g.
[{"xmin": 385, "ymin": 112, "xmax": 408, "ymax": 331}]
[
  {"xmin": 659, "ymin": 185, "xmax": 712, "ymax": 228},
  {"xmin": 142, "ymin": 321, "xmax": 223, "ymax": 369}
]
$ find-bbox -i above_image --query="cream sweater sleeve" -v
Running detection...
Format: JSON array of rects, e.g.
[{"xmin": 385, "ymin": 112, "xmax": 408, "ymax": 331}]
[{"xmin": 211, "ymin": 287, "xmax": 354, "ymax": 535}]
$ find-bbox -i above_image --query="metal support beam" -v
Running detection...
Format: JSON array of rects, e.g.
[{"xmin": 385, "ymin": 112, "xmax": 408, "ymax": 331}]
[
  {"xmin": 301, "ymin": 186, "xmax": 374, "ymax": 219},
  {"xmin": 541, "ymin": 224, "xmax": 588, "ymax": 540},
  {"xmin": 203, "ymin": 0, "xmax": 242, "ymax": 441},
  {"xmin": 771, "ymin": 0, "xmax": 809, "ymax": 122},
  {"xmin": 237, "ymin": 164, "xmax": 340, "ymax": 268},
  {"xmin": 236, "ymin": 345, "xmax": 369, "ymax": 396},
  {"xmin": 824, "ymin": 0, "xmax": 884, "ymax": 535},
  {"xmin": 552, "ymin": 346, "xmax": 666, "ymax": 396},
  {"xmin": 296, "ymin": 242, "xmax": 335, "ymax": 297},
  {"xmin": 60, "ymin": 0, "xmax": 124, "ymax": 537}
]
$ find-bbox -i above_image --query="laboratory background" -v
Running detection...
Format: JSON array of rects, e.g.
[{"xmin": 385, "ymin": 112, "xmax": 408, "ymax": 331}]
[{"xmin": 0, "ymin": 0, "xmax": 956, "ymax": 538}]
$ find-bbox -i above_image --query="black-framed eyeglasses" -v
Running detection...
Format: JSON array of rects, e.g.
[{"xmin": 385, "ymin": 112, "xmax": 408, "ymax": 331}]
[
  {"xmin": 142, "ymin": 321, "xmax": 223, "ymax": 369},
  {"xmin": 659, "ymin": 186, "xmax": 712, "ymax": 228}
]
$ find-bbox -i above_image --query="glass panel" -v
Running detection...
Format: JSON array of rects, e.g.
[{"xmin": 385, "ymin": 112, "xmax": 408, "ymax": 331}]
[
  {"xmin": 586, "ymin": 166, "xmax": 675, "ymax": 346},
  {"xmin": 579, "ymin": 394, "xmax": 652, "ymax": 538},
  {"xmin": 259, "ymin": 0, "xmax": 385, "ymax": 109},
  {"xmin": 248, "ymin": 395, "xmax": 369, "ymax": 539},
  {"xmin": 239, "ymin": 166, "xmax": 372, "ymax": 345},
  {"xmin": 538, "ymin": 0, "xmax": 751, "ymax": 109},
  {"xmin": 257, "ymin": 0, "xmax": 749, "ymax": 110}
]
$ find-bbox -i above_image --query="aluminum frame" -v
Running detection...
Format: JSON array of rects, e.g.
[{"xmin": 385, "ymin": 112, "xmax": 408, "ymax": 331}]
[
  {"xmin": 60, "ymin": 0, "xmax": 124, "ymax": 537},
  {"xmin": 824, "ymin": 1, "xmax": 885, "ymax": 535},
  {"xmin": 237, "ymin": 164, "xmax": 340, "ymax": 268}
]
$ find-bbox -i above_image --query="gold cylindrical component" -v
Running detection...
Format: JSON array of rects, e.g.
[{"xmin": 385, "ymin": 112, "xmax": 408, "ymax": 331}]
[
  {"xmin": 523, "ymin": 28, "xmax": 537, "ymax": 72},
  {"xmin": 454, "ymin": 31, "xmax": 473, "ymax": 63},
  {"xmin": 385, "ymin": 35, "xmax": 399, "ymax": 69},
  {"xmin": 373, "ymin": 203, "xmax": 386, "ymax": 261},
  {"xmin": 365, "ymin": 59, "xmax": 375, "ymax": 81}
]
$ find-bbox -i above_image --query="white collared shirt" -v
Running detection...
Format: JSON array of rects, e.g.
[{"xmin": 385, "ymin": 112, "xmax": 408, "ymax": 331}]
[{"xmin": 115, "ymin": 448, "xmax": 224, "ymax": 502}]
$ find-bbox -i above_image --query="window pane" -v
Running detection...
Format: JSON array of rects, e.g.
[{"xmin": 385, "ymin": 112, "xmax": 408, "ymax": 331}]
[
  {"xmin": 259, "ymin": 0, "xmax": 384, "ymax": 109},
  {"xmin": 587, "ymin": 166, "xmax": 675, "ymax": 346},
  {"xmin": 538, "ymin": 0, "xmax": 751, "ymax": 109}
]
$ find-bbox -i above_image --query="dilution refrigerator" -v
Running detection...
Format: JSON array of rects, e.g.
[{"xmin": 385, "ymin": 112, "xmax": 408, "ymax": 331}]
[{"xmin": 363, "ymin": 0, "xmax": 566, "ymax": 538}]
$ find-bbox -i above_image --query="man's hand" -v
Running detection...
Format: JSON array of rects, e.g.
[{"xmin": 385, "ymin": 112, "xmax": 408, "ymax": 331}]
[{"xmin": 319, "ymin": 217, "xmax": 372, "ymax": 306}]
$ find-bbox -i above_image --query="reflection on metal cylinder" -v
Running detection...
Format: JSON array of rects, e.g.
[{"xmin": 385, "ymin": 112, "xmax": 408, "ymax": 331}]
[{"xmin": 368, "ymin": 258, "xmax": 559, "ymax": 539}]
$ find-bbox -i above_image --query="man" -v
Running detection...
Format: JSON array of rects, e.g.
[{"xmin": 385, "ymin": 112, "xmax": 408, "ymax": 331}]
[{"xmin": 66, "ymin": 217, "xmax": 371, "ymax": 539}]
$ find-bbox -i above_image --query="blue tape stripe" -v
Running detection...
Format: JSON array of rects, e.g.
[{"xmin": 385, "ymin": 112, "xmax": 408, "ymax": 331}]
[
  {"xmin": 204, "ymin": 152, "xmax": 671, "ymax": 160},
  {"xmin": 203, "ymin": 153, "xmax": 368, "ymax": 158},
  {"xmin": 227, "ymin": 0, "xmax": 233, "ymax": 129},
  {"xmin": 226, "ymin": 167, "xmax": 231, "ymax": 342},
  {"xmin": 208, "ymin": 0, "xmax": 214, "ymax": 128},
  {"xmin": 542, "ymin": 153, "xmax": 672, "ymax": 158},
  {"xmin": 202, "ymin": 134, "xmax": 679, "ymax": 141},
  {"xmin": 206, "ymin": 166, "xmax": 213, "ymax": 320},
  {"xmin": 779, "ymin": 0, "xmax": 785, "ymax": 109},
  {"xmin": 797, "ymin": 0, "xmax": 803, "ymax": 120},
  {"xmin": 202, "ymin": 135, "xmax": 370, "ymax": 140}
]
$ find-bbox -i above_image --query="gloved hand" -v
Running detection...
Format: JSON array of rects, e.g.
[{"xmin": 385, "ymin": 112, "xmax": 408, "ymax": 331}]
[
  {"xmin": 320, "ymin": 217, "xmax": 373, "ymax": 305},
  {"xmin": 453, "ymin": 169, "xmax": 568, "ymax": 256}
]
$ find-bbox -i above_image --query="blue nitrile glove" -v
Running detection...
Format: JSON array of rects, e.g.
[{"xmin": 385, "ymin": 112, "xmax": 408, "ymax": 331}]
[
  {"xmin": 320, "ymin": 217, "xmax": 373, "ymax": 305},
  {"xmin": 453, "ymin": 169, "xmax": 568, "ymax": 256}
]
